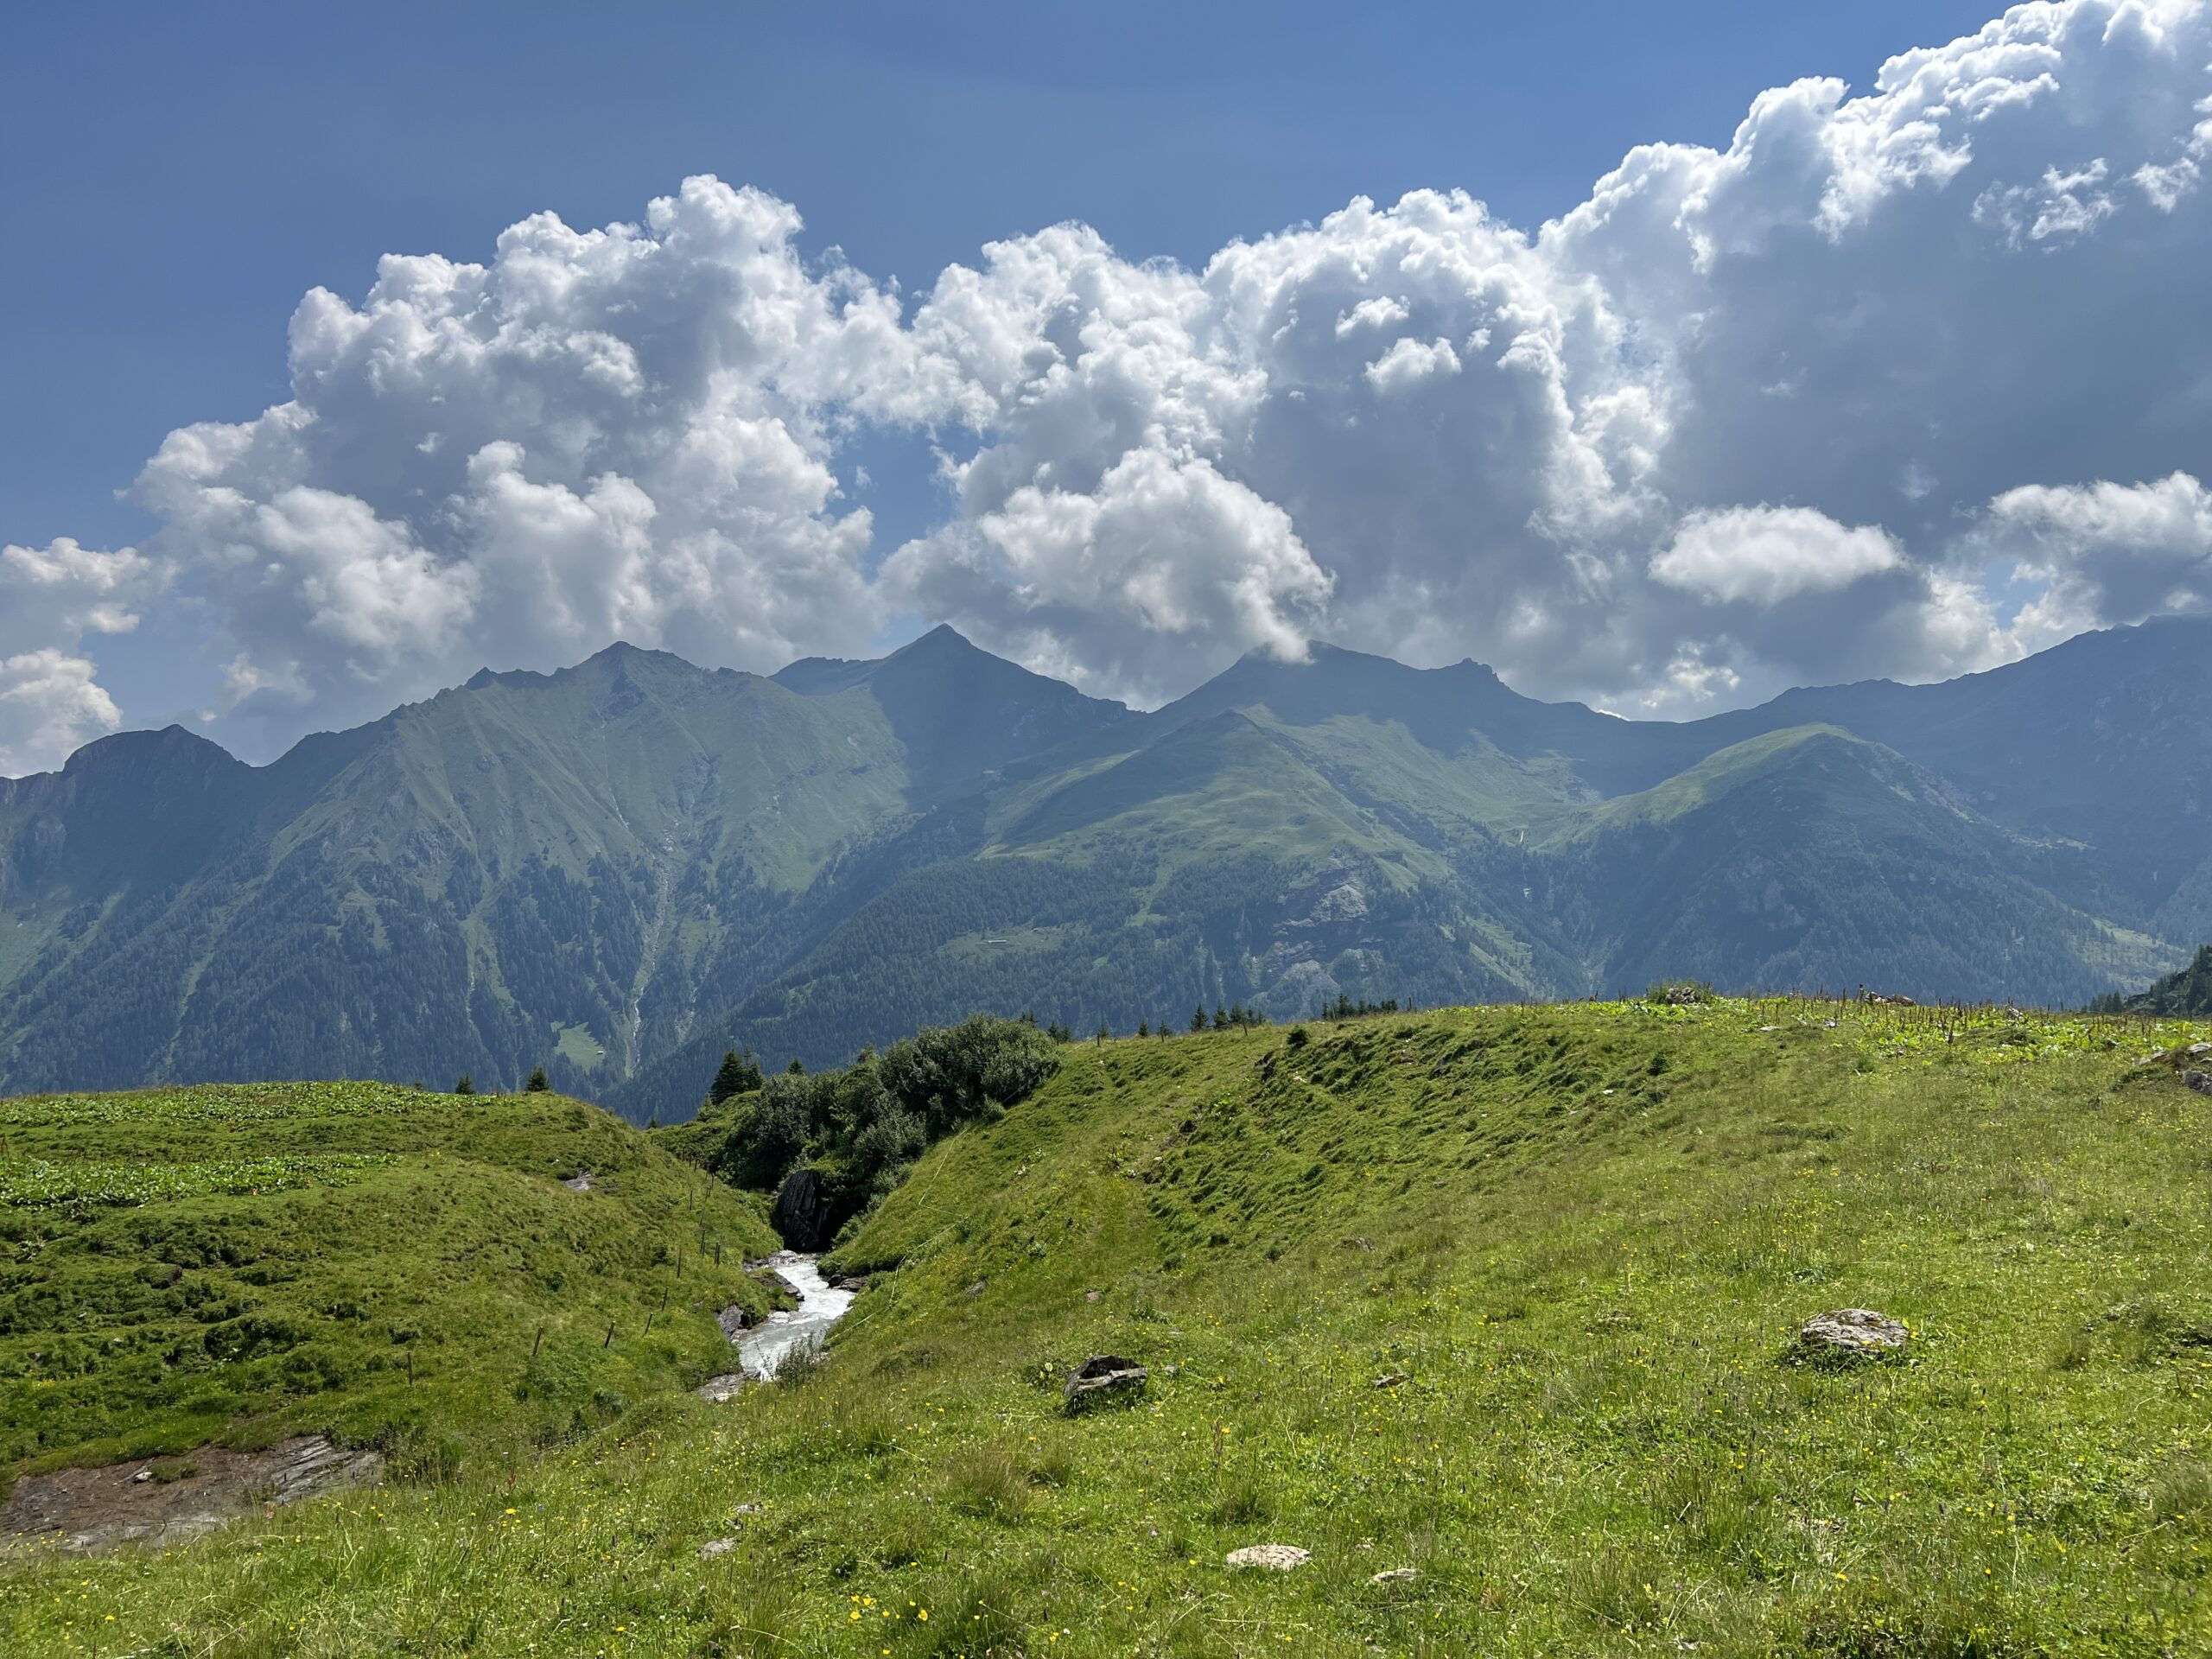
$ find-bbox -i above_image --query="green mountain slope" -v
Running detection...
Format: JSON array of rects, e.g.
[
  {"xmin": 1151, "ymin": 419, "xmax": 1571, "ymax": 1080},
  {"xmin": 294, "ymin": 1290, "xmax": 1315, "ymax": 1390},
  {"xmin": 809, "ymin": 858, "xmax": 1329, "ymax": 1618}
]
[
  {"xmin": 1534, "ymin": 727, "xmax": 2172, "ymax": 1002},
  {"xmin": 0, "ymin": 638, "xmax": 1128, "ymax": 1100},
  {"xmin": 14, "ymin": 1000, "xmax": 2210, "ymax": 1654},
  {"xmin": 4, "ymin": 620, "xmax": 2207, "ymax": 1119}
]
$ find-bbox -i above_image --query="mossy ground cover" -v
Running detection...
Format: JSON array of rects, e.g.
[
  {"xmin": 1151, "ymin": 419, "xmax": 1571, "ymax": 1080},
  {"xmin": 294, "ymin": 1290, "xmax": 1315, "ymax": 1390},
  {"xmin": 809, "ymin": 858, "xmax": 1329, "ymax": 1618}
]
[
  {"xmin": 0, "ymin": 1082, "xmax": 780, "ymax": 1482},
  {"xmin": 3, "ymin": 1003, "xmax": 2210, "ymax": 1656}
]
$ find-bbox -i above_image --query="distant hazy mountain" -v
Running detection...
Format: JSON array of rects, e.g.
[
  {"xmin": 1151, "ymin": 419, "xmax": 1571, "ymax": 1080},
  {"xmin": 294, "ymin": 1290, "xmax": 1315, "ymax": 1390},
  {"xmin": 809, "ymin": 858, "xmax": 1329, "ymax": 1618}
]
[{"xmin": 0, "ymin": 617, "xmax": 2202, "ymax": 1119}]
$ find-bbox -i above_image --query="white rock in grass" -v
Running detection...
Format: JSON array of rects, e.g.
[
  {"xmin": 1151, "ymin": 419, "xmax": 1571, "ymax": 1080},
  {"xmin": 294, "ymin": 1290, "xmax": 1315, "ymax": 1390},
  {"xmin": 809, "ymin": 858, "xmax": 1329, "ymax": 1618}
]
[
  {"xmin": 1797, "ymin": 1308, "xmax": 1909, "ymax": 1359},
  {"xmin": 1226, "ymin": 1543, "xmax": 1310, "ymax": 1571}
]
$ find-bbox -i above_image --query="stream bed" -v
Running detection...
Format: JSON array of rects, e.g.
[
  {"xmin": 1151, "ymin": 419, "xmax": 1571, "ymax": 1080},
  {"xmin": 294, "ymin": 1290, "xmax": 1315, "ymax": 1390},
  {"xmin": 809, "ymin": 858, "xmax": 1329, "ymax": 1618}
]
[{"xmin": 735, "ymin": 1252, "xmax": 855, "ymax": 1378}]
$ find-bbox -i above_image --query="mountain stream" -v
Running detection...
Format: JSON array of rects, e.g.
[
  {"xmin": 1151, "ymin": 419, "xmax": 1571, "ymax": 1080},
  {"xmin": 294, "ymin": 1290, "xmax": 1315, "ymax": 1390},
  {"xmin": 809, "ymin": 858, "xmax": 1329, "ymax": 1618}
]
[{"xmin": 736, "ymin": 1252, "xmax": 855, "ymax": 1378}]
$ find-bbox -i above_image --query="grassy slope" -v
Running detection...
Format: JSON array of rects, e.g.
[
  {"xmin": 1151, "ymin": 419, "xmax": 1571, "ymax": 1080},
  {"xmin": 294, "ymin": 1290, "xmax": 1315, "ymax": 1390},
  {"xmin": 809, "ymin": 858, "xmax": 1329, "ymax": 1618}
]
[
  {"xmin": 8, "ymin": 1004, "xmax": 2210, "ymax": 1655},
  {"xmin": 0, "ymin": 1084, "xmax": 779, "ymax": 1482},
  {"xmin": 996, "ymin": 713, "xmax": 1442, "ymax": 886}
]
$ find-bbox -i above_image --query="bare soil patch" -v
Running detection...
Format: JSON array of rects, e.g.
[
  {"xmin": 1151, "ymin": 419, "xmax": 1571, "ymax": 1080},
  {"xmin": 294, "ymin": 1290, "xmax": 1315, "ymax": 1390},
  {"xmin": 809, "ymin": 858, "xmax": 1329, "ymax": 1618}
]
[{"xmin": 1, "ymin": 1434, "xmax": 381, "ymax": 1554}]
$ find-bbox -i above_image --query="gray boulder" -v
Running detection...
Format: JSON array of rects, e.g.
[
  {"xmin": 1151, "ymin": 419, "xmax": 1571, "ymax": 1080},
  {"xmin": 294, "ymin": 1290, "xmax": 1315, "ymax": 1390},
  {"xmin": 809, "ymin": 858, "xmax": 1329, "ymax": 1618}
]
[
  {"xmin": 1796, "ymin": 1307, "xmax": 1910, "ymax": 1362},
  {"xmin": 1064, "ymin": 1354, "xmax": 1147, "ymax": 1411}
]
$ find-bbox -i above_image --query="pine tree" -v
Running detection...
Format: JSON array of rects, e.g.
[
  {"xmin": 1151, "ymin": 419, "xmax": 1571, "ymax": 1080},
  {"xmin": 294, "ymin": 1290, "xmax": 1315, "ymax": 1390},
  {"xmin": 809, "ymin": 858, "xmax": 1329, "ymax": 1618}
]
[
  {"xmin": 1190, "ymin": 1006, "xmax": 1207, "ymax": 1033},
  {"xmin": 1212, "ymin": 1005, "xmax": 1230, "ymax": 1031},
  {"xmin": 1096, "ymin": 1020, "xmax": 1111, "ymax": 1043},
  {"xmin": 524, "ymin": 1066, "xmax": 550, "ymax": 1093},
  {"xmin": 1137, "ymin": 1019, "xmax": 1150, "ymax": 1038},
  {"xmin": 709, "ymin": 1047, "xmax": 761, "ymax": 1106},
  {"xmin": 453, "ymin": 1074, "xmax": 475, "ymax": 1096}
]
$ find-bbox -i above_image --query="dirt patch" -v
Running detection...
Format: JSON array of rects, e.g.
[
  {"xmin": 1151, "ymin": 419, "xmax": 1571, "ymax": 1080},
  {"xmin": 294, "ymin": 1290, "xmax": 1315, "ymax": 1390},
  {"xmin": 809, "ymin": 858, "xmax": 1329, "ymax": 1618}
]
[{"xmin": 1, "ymin": 1434, "xmax": 382, "ymax": 1554}]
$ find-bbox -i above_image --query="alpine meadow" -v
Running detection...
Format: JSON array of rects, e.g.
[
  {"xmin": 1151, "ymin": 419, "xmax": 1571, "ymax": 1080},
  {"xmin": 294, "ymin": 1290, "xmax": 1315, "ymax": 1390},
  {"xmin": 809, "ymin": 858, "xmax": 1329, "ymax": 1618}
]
[{"xmin": 6, "ymin": 0, "xmax": 2212, "ymax": 1654}]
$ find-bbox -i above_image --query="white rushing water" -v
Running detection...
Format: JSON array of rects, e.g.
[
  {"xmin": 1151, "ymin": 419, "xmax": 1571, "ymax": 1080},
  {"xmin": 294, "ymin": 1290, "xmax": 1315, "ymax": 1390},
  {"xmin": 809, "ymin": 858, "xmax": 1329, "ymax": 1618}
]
[{"xmin": 737, "ymin": 1252, "xmax": 855, "ymax": 1378}]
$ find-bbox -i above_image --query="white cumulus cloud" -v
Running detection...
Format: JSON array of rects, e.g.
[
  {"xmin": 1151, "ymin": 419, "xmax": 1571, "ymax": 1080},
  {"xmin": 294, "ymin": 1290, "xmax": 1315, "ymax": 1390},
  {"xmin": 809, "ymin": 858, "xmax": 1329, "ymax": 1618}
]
[
  {"xmin": 5, "ymin": 0, "xmax": 2211, "ymax": 756},
  {"xmin": 1651, "ymin": 506, "xmax": 1905, "ymax": 605},
  {"xmin": 123, "ymin": 176, "xmax": 920, "ymax": 746},
  {"xmin": 0, "ymin": 539, "xmax": 167, "ymax": 774},
  {"xmin": 0, "ymin": 652, "xmax": 125, "ymax": 778},
  {"xmin": 1981, "ymin": 470, "xmax": 2212, "ymax": 642}
]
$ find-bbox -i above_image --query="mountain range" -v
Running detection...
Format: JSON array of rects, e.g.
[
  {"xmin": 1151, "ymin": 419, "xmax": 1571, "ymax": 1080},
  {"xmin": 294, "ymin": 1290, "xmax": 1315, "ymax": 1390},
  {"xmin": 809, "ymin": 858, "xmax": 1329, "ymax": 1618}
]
[{"xmin": 1, "ymin": 616, "xmax": 2203, "ymax": 1122}]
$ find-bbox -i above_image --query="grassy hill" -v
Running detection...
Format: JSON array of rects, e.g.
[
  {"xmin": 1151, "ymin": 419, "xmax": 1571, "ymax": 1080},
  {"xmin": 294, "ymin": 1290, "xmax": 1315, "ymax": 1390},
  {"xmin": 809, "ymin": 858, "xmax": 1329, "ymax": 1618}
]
[
  {"xmin": 0, "ymin": 1082, "xmax": 779, "ymax": 1484},
  {"xmin": 7, "ymin": 999, "xmax": 2209, "ymax": 1655}
]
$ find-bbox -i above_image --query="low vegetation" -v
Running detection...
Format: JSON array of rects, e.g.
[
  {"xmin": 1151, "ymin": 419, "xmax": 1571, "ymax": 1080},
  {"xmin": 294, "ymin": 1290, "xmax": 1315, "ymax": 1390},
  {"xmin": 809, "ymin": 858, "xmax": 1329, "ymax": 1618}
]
[
  {"xmin": 680, "ymin": 1014, "xmax": 1061, "ymax": 1241},
  {"xmin": 3, "ymin": 998, "xmax": 2210, "ymax": 1655},
  {"xmin": 0, "ymin": 1082, "xmax": 779, "ymax": 1482}
]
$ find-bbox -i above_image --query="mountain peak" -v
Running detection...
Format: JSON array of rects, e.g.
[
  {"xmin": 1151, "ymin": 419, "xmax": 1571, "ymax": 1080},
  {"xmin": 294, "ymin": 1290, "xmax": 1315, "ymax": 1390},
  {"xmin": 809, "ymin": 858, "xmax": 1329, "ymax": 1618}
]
[
  {"xmin": 899, "ymin": 623, "xmax": 976, "ymax": 653},
  {"xmin": 60, "ymin": 724, "xmax": 240, "ymax": 779},
  {"xmin": 579, "ymin": 639, "xmax": 664, "ymax": 670}
]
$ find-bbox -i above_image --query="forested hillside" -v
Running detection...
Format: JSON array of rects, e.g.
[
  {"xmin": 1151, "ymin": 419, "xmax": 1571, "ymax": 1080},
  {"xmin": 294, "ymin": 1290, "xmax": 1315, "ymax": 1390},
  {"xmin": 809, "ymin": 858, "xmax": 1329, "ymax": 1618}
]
[
  {"xmin": 1, "ymin": 618, "xmax": 2204, "ymax": 1120},
  {"xmin": 2106, "ymin": 942, "xmax": 2212, "ymax": 1015}
]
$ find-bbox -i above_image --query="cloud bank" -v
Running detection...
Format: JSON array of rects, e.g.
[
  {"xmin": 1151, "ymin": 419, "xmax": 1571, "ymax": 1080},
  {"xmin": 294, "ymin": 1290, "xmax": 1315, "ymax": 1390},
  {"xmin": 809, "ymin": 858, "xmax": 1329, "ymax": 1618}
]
[{"xmin": 7, "ymin": 0, "xmax": 2211, "ymax": 770}]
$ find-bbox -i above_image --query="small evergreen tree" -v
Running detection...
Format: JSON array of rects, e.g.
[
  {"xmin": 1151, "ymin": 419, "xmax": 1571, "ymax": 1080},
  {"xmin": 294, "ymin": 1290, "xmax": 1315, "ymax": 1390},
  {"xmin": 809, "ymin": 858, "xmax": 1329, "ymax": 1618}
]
[
  {"xmin": 1211, "ymin": 1005, "xmax": 1230, "ymax": 1031},
  {"xmin": 1137, "ymin": 1019, "xmax": 1150, "ymax": 1038},
  {"xmin": 708, "ymin": 1047, "xmax": 762, "ymax": 1107},
  {"xmin": 453, "ymin": 1074, "xmax": 475, "ymax": 1096},
  {"xmin": 786, "ymin": 1058, "xmax": 806, "ymax": 1076},
  {"xmin": 1190, "ymin": 1006, "xmax": 1207, "ymax": 1033},
  {"xmin": 1096, "ymin": 1020, "xmax": 1111, "ymax": 1043},
  {"xmin": 524, "ymin": 1066, "xmax": 550, "ymax": 1093}
]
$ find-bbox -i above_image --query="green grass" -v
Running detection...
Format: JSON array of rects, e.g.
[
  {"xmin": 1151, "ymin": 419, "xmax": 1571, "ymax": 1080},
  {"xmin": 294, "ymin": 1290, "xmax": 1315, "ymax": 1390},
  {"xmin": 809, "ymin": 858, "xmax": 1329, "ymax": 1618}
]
[
  {"xmin": 0, "ymin": 1082, "xmax": 779, "ymax": 1482},
  {"xmin": 3, "ymin": 1003, "xmax": 2211, "ymax": 1655}
]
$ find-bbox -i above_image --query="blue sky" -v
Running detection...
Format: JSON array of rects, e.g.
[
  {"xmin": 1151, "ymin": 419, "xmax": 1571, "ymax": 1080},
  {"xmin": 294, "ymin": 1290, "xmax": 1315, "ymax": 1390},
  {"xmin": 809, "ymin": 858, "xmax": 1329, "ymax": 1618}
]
[
  {"xmin": 3, "ymin": 1, "xmax": 2208, "ymax": 768},
  {"xmin": 7, "ymin": 1, "xmax": 1991, "ymax": 552}
]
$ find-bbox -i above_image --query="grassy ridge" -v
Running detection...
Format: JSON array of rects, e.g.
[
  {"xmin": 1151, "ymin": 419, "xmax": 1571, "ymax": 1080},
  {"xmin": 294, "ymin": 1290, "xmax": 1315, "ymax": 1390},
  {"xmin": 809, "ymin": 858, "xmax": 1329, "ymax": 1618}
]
[
  {"xmin": 3, "ymin": 1004, "xmax": 2211, "ymax": 1655},
  {"xmin": 0, "ymin": 1083, "xmax": 780, "ymax": 1480}
]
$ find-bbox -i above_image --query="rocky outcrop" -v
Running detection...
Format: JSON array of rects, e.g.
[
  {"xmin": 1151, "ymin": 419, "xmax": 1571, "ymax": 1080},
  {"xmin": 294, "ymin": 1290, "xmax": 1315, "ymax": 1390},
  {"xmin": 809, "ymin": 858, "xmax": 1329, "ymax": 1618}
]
[
  {"xmin": 0, "ymin": 1434, "xmax": 380, "ymax": 1554},
  {"xmin": 1064, "ymin": 1355, "xmax": 1147, "ymax": 1412},
  {"xmin": 768, "ymin": 1167, "xmax": 834, "ymax": 1250}
]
